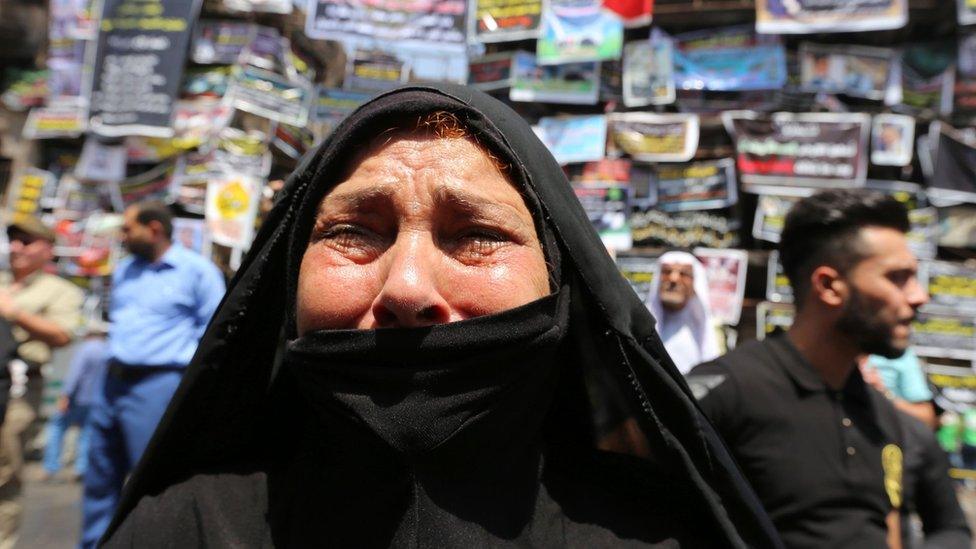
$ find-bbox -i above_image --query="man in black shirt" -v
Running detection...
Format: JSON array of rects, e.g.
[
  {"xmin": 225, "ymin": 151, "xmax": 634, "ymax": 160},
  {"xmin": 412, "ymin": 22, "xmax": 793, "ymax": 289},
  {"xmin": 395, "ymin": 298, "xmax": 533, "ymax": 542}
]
[{"xmin": 689, "ymin": 189, "xmax": 968, "ymax": 548}]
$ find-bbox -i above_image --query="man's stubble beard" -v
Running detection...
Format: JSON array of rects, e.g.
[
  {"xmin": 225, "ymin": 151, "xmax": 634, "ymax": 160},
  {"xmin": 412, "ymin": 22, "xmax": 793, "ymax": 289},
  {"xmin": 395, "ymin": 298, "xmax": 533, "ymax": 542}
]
[{"xmin": 836, "ymin": 286, "xmax": 907, "ymax": 359}]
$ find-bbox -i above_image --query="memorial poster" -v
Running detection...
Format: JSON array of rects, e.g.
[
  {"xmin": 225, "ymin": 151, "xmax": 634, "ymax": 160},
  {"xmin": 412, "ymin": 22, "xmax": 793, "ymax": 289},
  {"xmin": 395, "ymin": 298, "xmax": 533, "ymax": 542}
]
[
  {"xmin": 509, "ymin": 52, "xmax": 600, "ymax": 104},
  {"xmin": 172, "ymin": 217, "xmax": 212, "ymax": 257},
  {"xmin": 694, "ymin": 247, "xmax": 748, "ymax": 325},
  {"xmin": 799, "ymin": 43, "xmax": 897, "ymax": 102},
  {"xmin": 652, "ymin": 159, "xmax": 737, "ymax": 213},
  {"xmin": 22, "ymin": 107, "xmax": 87, "ymax": 139},
  {"xmin": 468, "ymin": 0, "xmax": 543, "ymax": 43},
  {"xmin": 88, "ymin": 0, "xmax": 202, "ymax": 137},
  {"xmin": 206, "ymin": 172, "xmax": 262, "ymax": 249},
  {"xmin": 536, "ymin": 0, "xmax": 623, "ymax": 65},
  {"xmin": 573, "ymin": 182, "xmax": 631, "ymax": 250},
  {"xmin": 191, "ymin": 20, "xmax": 253, "ymax": 64},
  {"xmin": 923, "ymin": 260, "xmax": 976, "ymax": 314},
  {"xmin": 871, "ymin": 114, "xmax": 915, "ymax": 167},
  {"xmin": 673, "ymin": 26, "xmax": 787, "ymax": 92},
  {"xmin": 622, "ymin": 33, "xmax": 674, "ymax": 107},
  {"xmin": 534, "ymin": 114, "xmax": 607, "ymax": 165},
  {"xmin": 755, "ymin": 301, "xmax": 795, "ymax": 340},
  {"xmin": 306, "ymin": 0, "xmax": 467, "ymax": 53},
  {"xmin": 724, "ymin": 111, "xmax": 870, "ymax": 190},
  {"xmin": 752, "ymin": 193, "xmax": 802, "ymax": 243},
  {"xmin": 913, "ymin": 308, "xmax": 976, "ymax": 361},
  {"xmin": 226, "ymin": 66, "xmax": 313, "ymax": 128},
  {"xmin": 756, "ymin": 0, "xmax": 907, "ymax": 34},
  {"xmin": 469, "ymin": 52, "xmax": 517, "ymax": 90},
  {"xmin": 766, "ymin": 250, "xmax": 793, "ymax": 303},
  {"xmin": 615, "ymin": 254, "xmax": 657, "ymax": 302},
  {"xmin": 312, "ymin": 88, "xmax": 370, "ymax": 139},
  {"xmin": 6, "ymin": 169, "xmax": 56, "ymax": 224},
  {"xmin": 608, "ymin": 113, "xmax": 698, "ymax": 162},
  {"xmin": 630, "ymin": 208, "xmax": 739, "ymax": 249}
]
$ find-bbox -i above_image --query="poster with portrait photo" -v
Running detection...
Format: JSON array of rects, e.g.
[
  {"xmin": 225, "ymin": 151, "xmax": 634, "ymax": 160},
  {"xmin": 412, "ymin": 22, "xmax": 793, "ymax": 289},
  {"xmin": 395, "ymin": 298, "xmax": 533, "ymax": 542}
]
[
  {"xmin": 75, "ymin": 138, "xmax": 127, "ymax": 182},
  {"xmin": 694, "ymin": 247, "xmax": 748, "ymax": 326},
  {"xmin": 871, "ymin": 114, "xmax": 915, "ymax": 167},
  {"xmin": 205, "ymin": 172, "xmax": 262, "ymax": 249},
  {"xmin": 799, "ymin": 43, "xmax": 897, "ymax": 102},
  {"xmin": 572, "ymin": 182, "xmax": 631, "ymax": 250},
  {"xmin": 622, "ymin": 33, "xmax": 674, "ymax": 107},
  {"xmin": 752, "ymin": 193, "xmax": 803, "ymax": 244},
  {"xmin": 172, "ymin": 217, "xmax": 212, "ymax": 258}
]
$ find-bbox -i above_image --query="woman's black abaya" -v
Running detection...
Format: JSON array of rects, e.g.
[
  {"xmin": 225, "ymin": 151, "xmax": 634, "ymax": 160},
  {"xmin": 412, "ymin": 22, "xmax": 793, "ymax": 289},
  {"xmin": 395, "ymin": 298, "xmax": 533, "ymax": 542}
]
[{"xmin": 101, "ymin": 84, "xmax": 782, "ymax": 548}]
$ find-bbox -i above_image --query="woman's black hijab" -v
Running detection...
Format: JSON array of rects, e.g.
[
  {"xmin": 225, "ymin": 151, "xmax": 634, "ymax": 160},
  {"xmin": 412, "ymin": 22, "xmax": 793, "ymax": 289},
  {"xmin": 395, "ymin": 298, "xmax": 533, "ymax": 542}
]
[{"xmin": 103, "ymin": 83, "xmax": 779, "ymax": 547}]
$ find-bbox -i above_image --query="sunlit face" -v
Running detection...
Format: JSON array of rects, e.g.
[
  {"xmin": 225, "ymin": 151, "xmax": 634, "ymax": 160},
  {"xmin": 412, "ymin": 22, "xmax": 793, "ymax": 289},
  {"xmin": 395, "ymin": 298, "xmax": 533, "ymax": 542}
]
[
  {"xmin": 295, "ymin": 134, "xmax": 550, "ymax": 334},
  {"xmin": 7, "ymin": 229, "xmax": 53, "ymax": 276},
  {"xmin": 658, "ymin": 262, "xmax": 694, "ymax": 312},
  {"xmin": 838, "ymin": 227, "xmax": 929, "ymax": 358}
]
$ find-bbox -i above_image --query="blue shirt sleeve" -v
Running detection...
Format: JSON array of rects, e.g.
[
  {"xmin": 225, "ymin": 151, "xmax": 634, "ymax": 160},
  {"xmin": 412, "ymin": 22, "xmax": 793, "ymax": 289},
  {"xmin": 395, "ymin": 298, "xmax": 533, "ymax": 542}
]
[
  {"xmin": 896, "ymin": 350, "xmax": 934, "ymax": 403},
  {"xmin": 192, "ymin": 262, "xmax": 226, "ymax": 340},
  {"xmin": 62, "ymin": 339, "xmax": 102, "ymax": 401}
]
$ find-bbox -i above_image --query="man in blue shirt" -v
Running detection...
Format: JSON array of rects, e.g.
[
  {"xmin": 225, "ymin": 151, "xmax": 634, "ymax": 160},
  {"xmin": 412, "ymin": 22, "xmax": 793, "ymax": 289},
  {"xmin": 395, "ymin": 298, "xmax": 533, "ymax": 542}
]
[
  {"xmin": 41, "ymin": 326, "xmax": 109, "ymax": 481},
  {"xmin": 81, "ymin": 202, "xmax": 225, "ymax": 548}
]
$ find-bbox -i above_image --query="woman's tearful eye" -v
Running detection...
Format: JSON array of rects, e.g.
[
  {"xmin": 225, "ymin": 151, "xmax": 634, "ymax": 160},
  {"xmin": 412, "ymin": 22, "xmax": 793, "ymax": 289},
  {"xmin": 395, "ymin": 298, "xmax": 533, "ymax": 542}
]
[
  {"xmin": 316, "ymin": 223, "xmax": 385, "ymax": 259},
  {"xmin": 449, "ymin": 228, "xmax": 510, "ymax": 258}
]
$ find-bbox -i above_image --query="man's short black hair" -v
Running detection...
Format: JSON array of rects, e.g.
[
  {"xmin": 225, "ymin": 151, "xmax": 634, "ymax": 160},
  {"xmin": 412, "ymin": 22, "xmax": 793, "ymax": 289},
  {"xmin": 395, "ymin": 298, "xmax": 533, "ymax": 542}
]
[
  {"xmin": 779, "ymin": 189, "xmax": 910, "ymax": 305},
  {"xmin": 134, "ymin": 201, "xmax": 174, "ymax": 240}
]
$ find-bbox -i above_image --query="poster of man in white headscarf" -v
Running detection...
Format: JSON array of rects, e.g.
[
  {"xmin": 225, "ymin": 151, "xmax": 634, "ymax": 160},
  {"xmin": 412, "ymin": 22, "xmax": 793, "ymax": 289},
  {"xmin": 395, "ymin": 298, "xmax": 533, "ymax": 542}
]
[
  {"xmin": 755, "ymin": 0, "xmax": 907, "ymax": 34},
  {"xmin": 644, "ymin": 251, "xmax": 723, "ymax": 374}
]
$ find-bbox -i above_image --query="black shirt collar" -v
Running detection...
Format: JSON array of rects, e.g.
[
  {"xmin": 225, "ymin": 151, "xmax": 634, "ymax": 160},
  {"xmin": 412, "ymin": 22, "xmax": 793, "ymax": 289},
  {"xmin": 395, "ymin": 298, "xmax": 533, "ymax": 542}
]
[{"xmin": 768, "ymin": 334, "xmax": 870, "ymax": 404}]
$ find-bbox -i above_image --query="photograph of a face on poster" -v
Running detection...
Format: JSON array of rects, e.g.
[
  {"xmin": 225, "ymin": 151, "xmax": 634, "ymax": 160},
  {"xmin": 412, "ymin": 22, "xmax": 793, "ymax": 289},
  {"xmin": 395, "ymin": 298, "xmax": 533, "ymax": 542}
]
[{"xmin": 871, "ymin": 114, "xmax": 915, "ymax": 167}]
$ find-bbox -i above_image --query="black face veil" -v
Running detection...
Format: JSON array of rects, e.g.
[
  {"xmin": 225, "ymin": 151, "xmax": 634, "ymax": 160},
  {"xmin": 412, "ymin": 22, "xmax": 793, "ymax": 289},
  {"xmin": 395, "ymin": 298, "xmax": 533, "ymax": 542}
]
[{"xmin": 103, "ymin": 84, "xmax": 779, "ymax": 548}]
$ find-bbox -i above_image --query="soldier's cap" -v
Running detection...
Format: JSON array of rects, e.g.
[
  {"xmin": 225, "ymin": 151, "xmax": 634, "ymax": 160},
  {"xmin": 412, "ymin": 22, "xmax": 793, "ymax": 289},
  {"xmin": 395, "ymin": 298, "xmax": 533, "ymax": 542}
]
[{"xmin": 6, "ymin": 216, "xmax": 56, "ymax": 243}]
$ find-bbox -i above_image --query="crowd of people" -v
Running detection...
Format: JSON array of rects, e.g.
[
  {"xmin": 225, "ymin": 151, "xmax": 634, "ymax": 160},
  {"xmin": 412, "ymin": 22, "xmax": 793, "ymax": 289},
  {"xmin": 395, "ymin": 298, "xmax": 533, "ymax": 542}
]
[{"xmin": 0, "ymin": 84, "xmax": 967, "ymax": 548}]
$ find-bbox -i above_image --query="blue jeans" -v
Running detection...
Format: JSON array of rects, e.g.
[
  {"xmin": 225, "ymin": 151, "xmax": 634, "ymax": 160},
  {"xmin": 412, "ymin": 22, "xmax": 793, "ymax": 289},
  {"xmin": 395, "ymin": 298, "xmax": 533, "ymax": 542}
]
[
  {"xmin": 42, "ymin": 404, "xmax": 91, "ymax": 475},
  {"xmin": 80, "ymin": 368, "xmax": 183, "ymax": 549}
]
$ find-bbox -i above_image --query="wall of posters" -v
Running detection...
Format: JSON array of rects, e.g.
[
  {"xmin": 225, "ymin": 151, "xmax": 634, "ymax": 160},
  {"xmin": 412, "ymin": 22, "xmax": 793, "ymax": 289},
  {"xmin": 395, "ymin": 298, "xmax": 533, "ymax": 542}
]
[
  {"xmin": 205, "ymin": 172, "xmax": 262, "ymax": 249},
  {"xmin": 799, "ymin": 43, "xmax": 897, "ymax": 102},
  {"xmin": 536, "ymin": 0, "xmax": 623, "ymax": 65},
  {"xmin": 608, "ymin": 113, "xmax": 698, "ymax": 162},
  {"xmin": 756, "ymin": 0, "xmax": 907, "ymax": 34},
  {"xmin": 913, "ymin": 308, "xmax": 976, "ymax": 360},
  {"xmin": 673, "ymin": 27, "xmax": 787, "ymax": 92},
  {"xmin": 305, "ymin": 0, "xmax": 467, "ymax": 53},
  {"xmin": 534, "ymin": 114, "xmax": 607, "ymax": 165},
  {"xmin": 755, "ymin": 301, "xmax": 795, "ymax": 340},
  {"xmin": 615, "ymin": 254, "xmax": 657, "ymax": 302},
  {"xmin": 88, "ymin": 0, "xmax": 202, "ymax": 137},
  {"xmin": 652, "ymin": 159, "xmax": 737, "ymax": 213},
  {"xmin": 871, "ymin": 114, "xmax": 915, "ymax": 167},
  {"xmin": 724, "ymin": 111, "xmax": 870, "ymax": 190},
  {"xmin": 694, "ymin": 248, "xmax": 748, "ymax": 325},
  {"xmin": 468, "ymin": 0, "xmax": 543, "ymax": 43},
  {"xmin": 622, "ymin": 34, "xmax": 674, "ymax": 107},
  {"xmin": 509, "ymin": 52, "xmax": 600, "ymax": 104}
]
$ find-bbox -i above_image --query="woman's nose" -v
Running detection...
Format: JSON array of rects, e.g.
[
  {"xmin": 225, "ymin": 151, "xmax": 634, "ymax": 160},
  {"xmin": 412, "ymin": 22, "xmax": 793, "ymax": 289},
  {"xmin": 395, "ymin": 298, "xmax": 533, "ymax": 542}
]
[{"xmin": 371, "ymin": 233, "xmax": 451, "ymax": 328}]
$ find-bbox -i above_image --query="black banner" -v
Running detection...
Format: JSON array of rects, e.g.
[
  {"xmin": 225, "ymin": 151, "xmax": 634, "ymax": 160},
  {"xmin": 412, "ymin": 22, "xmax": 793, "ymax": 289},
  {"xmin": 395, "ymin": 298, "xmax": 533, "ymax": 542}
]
[{"xmin": 89, "ymin": 0, "xmax": 201, "ymax": 137}]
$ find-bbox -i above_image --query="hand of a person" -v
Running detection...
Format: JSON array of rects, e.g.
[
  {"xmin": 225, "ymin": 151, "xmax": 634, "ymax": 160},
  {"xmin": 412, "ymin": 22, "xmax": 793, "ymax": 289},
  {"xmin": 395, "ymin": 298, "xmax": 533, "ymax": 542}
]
[
  {"xmin": 57, "ymin": 395, "xmax": 70, "ymax": 414},
  {"xmin": 0, "ymin": 290, "xmax": 17, "ymax": 320},
  {"xmin": 859, "ymin": 362, "xmax": 888, "ymax": 394}
]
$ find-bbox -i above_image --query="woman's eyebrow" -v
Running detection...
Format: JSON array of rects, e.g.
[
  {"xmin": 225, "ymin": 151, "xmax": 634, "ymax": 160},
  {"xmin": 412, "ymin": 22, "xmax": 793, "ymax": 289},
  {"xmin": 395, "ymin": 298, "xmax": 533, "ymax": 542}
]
[
  {"xmin": 320, "ymin": 186, "xmax": 395, "ymax": 212},
  {"xmin": 434, "ymin": 186, "xmax": 530, "ymax": 227}
]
